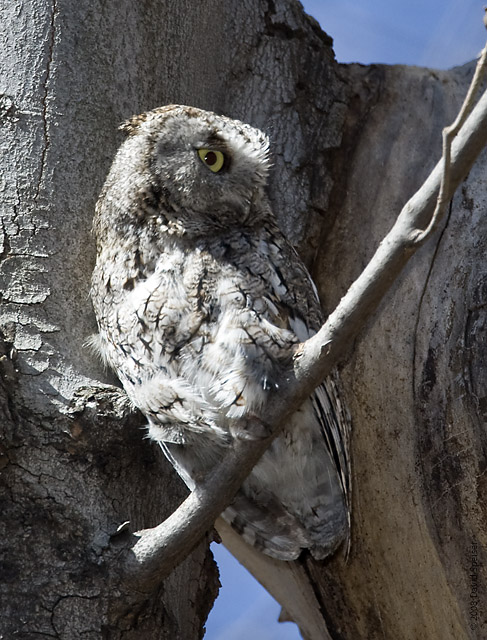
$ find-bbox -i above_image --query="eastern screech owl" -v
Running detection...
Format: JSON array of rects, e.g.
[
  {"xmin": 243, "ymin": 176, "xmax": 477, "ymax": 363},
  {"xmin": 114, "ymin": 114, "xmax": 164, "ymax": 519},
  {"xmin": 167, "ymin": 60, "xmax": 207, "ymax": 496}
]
[{"xmin": 90, "ymin": 105, "xmax": 351, "ymax": 560}]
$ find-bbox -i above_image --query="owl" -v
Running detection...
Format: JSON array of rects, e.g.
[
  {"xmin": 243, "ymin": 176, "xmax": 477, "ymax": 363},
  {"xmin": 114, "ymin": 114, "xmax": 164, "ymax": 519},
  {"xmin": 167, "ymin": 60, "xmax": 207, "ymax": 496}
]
[{"xmin": 90, "ymin": 105, "xmax": 351, "ymax": 561}]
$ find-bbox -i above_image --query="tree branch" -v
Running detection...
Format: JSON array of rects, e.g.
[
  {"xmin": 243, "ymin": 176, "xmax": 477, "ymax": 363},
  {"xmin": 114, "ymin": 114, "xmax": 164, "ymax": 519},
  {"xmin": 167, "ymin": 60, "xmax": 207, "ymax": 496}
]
[{"xmin": 119, "ymin": 44, "xmax": 487, "ymax": 591}]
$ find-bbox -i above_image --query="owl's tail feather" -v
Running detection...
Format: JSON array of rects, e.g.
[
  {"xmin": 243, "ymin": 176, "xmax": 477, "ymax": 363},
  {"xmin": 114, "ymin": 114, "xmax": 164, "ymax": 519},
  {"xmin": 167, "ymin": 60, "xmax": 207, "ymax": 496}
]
[
  {"xmin": 222, "ymin": 473, "xmax": 347, "ymax": 561},
  {"xmin": 222, "ymin": 493, "xmax": 307, "ymax": 561}
]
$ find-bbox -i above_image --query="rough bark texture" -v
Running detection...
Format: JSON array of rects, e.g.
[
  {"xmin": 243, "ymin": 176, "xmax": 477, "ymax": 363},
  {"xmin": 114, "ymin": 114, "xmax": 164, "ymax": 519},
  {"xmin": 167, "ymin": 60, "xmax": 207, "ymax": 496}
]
[{"xmin": 1, "ymin": 0, "xmax": 485, "ymax": 638}]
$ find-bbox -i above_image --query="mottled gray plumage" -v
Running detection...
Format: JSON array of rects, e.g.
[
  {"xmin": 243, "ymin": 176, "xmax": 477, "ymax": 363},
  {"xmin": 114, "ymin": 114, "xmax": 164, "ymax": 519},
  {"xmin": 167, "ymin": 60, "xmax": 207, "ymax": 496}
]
[{"xmin": 90, "ymin": 105, "xmax": 351, "ymax": 560}]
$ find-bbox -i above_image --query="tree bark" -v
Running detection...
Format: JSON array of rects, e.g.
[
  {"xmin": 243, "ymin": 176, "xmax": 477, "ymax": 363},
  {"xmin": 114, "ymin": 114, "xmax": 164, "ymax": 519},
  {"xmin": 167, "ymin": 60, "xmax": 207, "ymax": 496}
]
[{"xmin": 1, "ymin": 0, "xmax": 485, "ymax": 638}]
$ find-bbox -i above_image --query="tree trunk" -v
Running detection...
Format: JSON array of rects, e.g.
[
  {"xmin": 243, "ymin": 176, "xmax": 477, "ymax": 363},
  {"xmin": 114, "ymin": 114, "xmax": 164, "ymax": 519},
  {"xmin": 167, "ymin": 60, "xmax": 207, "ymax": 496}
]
[
  {"xmin": 1, "ymin": 0, "xmax": 485, "ymax": 638},
  {"xmin": 309, "ymin": 60, "xmax": 487, "ymax": 639}
]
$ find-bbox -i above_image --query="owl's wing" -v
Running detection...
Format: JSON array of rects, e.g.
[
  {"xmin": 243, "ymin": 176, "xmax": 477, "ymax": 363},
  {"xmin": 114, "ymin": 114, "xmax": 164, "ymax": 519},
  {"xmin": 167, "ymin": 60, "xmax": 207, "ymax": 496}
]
[
  {"xmin": 137, "ymin": 230, "xmax": 351, "ymax": 560},
  {"xmin": 311, "ymin": 373, "xmax": 352, "ymax": 549},
  {"xmin": 223, "ymin": 238, "xmax": 352, "ymax": 559},
  {"xmin": 274, "ymin": 246, "xmax": 352, "ymax": 531},
  {"xmin": 211, "ymin": 261, "xmax": 352, "ymax": 560}
]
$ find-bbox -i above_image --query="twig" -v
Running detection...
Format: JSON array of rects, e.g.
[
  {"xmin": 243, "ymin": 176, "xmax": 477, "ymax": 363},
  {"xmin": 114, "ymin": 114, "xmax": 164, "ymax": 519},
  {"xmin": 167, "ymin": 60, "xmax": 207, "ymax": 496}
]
[
  {"xmin": 120, "ymin": 35, "xmax": 487, "ymax": 590},
  {"xmin": 414, "ymin": 35, "xmax": 487, "ymax": 243}
]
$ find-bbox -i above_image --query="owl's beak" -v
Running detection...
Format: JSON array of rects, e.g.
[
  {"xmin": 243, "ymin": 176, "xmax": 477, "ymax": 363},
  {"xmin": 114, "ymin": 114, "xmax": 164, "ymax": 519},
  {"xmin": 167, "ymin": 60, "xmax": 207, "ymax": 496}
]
[{"xmin": 223, "ymin": 191, "xmax": 255, "ymax": 222}]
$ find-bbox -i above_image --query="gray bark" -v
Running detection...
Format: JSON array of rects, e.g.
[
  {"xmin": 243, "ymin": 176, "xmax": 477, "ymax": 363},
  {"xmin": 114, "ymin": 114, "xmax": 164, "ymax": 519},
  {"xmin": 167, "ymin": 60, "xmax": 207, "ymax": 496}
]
[{"xmin": 1, "ymin": 0, "xmax": 485, "ymax": 638}]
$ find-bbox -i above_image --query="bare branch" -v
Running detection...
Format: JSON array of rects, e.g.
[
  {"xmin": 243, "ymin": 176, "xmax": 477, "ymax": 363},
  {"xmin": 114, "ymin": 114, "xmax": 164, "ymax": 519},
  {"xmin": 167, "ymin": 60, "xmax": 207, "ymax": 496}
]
[{"xmin": 120, "ymin": 46, "xmax": 487, "ymax": 590}]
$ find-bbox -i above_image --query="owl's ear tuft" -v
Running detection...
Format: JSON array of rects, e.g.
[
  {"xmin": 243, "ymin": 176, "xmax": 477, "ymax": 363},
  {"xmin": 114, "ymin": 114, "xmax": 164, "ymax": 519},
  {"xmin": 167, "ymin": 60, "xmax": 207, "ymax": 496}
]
[{"xmin": 119, "ymin": 113, "xmax": 150, "ymax": 136}]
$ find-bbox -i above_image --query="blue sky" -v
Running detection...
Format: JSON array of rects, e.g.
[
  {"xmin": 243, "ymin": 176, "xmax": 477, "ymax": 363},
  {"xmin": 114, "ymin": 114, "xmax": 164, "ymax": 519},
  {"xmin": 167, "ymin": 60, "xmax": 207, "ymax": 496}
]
[
  {"xmin": 306, "ymin": 0, "xmax": 486, "ymax": 68},
  {"xmin": 205, "ymin": 2, "xmax": 486, "ymax": 639}
]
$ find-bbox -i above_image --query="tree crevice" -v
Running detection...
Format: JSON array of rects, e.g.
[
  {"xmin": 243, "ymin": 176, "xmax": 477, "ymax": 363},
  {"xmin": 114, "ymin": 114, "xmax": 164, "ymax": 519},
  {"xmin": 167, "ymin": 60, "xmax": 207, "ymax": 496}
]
[{"xmin": 34, "ymin": 0, "xmax": 58, "ymax": 204}]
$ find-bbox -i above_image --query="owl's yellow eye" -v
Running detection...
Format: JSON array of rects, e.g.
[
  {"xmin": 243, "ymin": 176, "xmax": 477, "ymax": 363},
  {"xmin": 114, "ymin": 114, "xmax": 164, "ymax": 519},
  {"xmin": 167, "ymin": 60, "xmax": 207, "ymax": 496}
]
[{"xmin": 197, "ymin": 148, "xmax": 225, "ymax": 173}]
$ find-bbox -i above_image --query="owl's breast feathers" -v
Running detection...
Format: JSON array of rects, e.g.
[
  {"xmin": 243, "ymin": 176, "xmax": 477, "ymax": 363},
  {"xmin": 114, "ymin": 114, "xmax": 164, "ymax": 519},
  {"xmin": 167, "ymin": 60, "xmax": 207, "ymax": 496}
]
[
  {"xmin": 95, "ymin": 224, "xmax": 313, "ymax": 423},
  {"xmin": 92, "ymin": 222, "xmax": 351, "ymax": 559}
]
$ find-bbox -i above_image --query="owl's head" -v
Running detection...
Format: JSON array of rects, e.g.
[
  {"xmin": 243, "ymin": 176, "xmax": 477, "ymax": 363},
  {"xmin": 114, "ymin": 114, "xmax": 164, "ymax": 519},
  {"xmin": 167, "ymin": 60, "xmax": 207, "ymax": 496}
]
[{"xmin": 106, "ymin": 105, "xmax": 272, "ymax": 235}]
